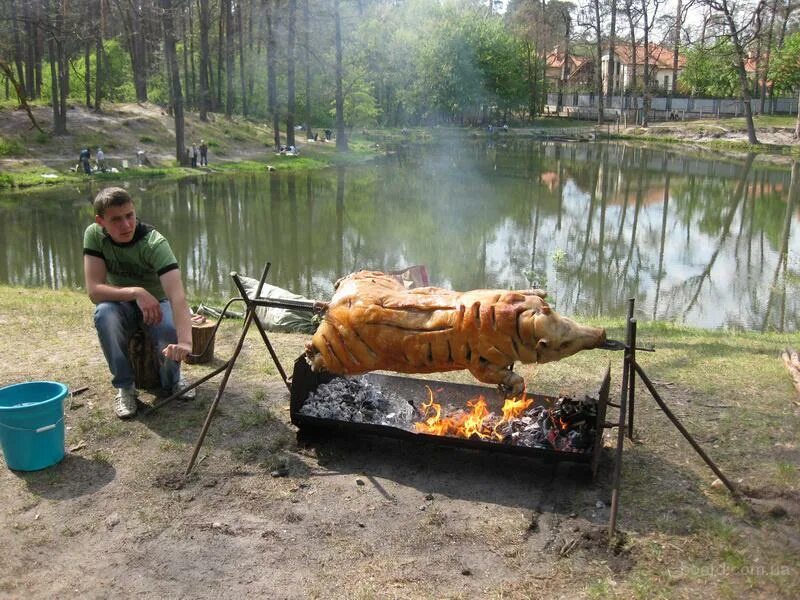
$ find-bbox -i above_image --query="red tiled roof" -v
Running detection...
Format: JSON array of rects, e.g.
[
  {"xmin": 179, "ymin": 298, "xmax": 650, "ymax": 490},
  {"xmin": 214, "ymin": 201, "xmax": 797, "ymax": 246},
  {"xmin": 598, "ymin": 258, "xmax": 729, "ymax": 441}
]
[
  {"xmin": 545, "ymin": 51, "xmax": 590, "ymax": 70},
  {"xmin": 612, "ymin": 43, "xmax": 686, "ymax": 69}
]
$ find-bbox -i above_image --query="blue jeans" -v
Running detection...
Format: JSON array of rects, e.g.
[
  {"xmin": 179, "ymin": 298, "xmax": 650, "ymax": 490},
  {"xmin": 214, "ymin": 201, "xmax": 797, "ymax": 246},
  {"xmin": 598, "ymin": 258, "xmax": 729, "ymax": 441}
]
[{"xmin": 93, "ymin": 300, "xmax": 180, "ymax": 390}]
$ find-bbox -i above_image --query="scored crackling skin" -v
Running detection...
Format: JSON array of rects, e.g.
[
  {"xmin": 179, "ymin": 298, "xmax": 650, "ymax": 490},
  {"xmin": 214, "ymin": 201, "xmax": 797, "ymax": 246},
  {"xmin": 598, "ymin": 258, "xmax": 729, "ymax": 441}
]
[{"xmin": 306, "ymin": 271, "xmax": 606, "ymax": 397}]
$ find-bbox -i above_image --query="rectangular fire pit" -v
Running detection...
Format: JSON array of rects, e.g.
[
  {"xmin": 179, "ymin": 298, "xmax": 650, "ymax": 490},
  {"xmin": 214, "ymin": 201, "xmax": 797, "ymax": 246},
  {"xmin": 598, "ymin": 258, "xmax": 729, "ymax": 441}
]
[{"xmin": 290, "ymin": 356, "xmax": 610, "ymax": 477}]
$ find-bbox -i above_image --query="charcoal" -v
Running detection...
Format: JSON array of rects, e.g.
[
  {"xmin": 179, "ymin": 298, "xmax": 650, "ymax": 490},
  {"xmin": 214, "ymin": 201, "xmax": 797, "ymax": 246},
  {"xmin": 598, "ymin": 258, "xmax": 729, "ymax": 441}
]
[{"xmin": 300, "ymin": 376, "xmax": 416, "ymax": 428}]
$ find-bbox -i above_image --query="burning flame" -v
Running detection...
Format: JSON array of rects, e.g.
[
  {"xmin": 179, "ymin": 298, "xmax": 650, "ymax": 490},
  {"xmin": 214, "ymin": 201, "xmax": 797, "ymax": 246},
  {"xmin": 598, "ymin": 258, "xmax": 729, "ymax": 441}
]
[{"xmin": 415, "ymin": 386, "xmax": 533, "ymax": 440}]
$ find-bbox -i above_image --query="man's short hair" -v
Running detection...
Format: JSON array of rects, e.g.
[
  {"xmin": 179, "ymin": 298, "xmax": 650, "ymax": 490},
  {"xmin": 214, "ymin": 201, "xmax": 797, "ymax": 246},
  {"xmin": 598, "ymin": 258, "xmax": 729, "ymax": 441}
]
[{"xmin": 93, "ymin": 187, "xmax": 134, "ymax": 217}]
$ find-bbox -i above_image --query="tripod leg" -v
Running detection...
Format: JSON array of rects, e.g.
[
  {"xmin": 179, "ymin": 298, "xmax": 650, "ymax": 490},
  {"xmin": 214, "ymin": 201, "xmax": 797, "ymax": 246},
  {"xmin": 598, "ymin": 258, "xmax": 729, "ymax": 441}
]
[
  {"xmin": 608, "ymin": 329, "xmax": 632, "ymax": 539},
  {"xmin": 184, "ymin": 308, "xmax": 256, "ymax": 476},
  {"xmin": 230, "ymin": 267, "xmax": 291, "ymax": 390},
  {"xmin": 633, "ymin": 361, "xmax": 741, "ymax": 498}
]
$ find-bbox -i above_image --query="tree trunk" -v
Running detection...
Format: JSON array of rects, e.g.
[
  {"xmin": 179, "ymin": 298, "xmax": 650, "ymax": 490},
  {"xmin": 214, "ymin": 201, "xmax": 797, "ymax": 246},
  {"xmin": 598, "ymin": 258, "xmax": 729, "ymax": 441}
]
[
  {"xmin": 795, "ymin": 91, "xmax": 799, "ymax": 139},
  {"xmin": 641, "ymin": 0, "xmax": 651, "ymax": 127},
  {"xmin": 777, "ymin": 0, "xmax": 792, "ymax": 48},
  {"xmin": 33, "ymin": 0, "xmax": 44, "ymax": 99},
  {"xmin": 0, "ymin": 60, "xmax": 44, "ymax": 132},
  {"xmin": 189, "ymin": 2, "xmax": 197, "ymax": 109},
  {"xmin": 47, "ymin": 10, "xmax": 61, "ymax": 132},
  {"xmin": 608, "ymin": 0, "xmax": 617, "ymax": 100},
  {"xmin": 626, "ymin": 4, "xmax": 638, "ymax": 123},
  {"xmin": 526, "ymin": 42, "xmax": 536, "ymax": 121},
  {"xmin": 304, "ymin": 0, "xmax": 312, "ymax": 137},
  {"xmin": 238, "ymin": 3, "xmax": 248, "ymax": 116},
  {"xmin": 557, "ymin": 10, "xmax": 570, "ymax": 113},
  {"xmin": 334, "ymin": 0, "xmax": 347, "ymax": 151},
  {"xmin": 131, "ymin": 0, "xmax": 148, "ymax": 102},
  {"xmin": 199, "ymin": 0, "xmax": 211, "ymax": 120},
  {"xmin": 85, "ymin": 0, "xmax": 92, "ymax": 107},
  {"xmin": 217, "ymin": 0, "xmax": 224, "ymax": 111},
  {"xmin": 267, "ymin": 0, "xmax": 280, "ymax": 148},
  {"xmin": 181, "ymin": 2, "xmax": 190, "ymax": 108},
  {"xmin": 752, "ymin": 9, "xmax": 763, "ymax": 98},
  {"xmin": 594, "ymin": 0, "xmax": 604, "ymax": 124},
  {"xmin": 286, "ymin": 0, "xmax": 296, "ymax": 146},
  {"xmin": 54, "ymin": 0, "xmax": 69, "ymax": 135},
  {"xmin": 10, "ymin": 0, "xmax": 26, "ymax": 96},
  {"xmin": 760, "ymin": 0, "xmax": 778, "ymax": 114},
  {"xmin": 225, "ymin": 0, "xmax": 235, "ymax": 117},
  {"xmin": 94, "ymin": 0, "xmax": 104, "ymax": 111},
  {"xmin": 162, "ymin": 0, "xmax": 186, "ymax": 163},
  {"xmin": 670, "ymin": 0, "xmax": 683, "ymax": 110},
  {"xmin": 722, "ymin": 1, "xmax": 760, "ymax": 144},
  {"xmin": 23, "ymin": 0, "xmax": 36, "ymax": 99}
]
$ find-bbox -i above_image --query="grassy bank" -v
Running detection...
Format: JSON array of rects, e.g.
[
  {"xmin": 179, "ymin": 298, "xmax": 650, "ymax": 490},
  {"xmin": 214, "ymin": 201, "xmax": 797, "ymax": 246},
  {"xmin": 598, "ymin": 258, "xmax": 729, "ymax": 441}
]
[
  {"xmin": 606, "ymin": 115, "xmax": 800, "ymax": 158},
  {"xmin": 0, "ymin": 101, "xmax": 390, "ymax": 191},
  {"xmin": 1, "ymin": 284, "xmax": 798, "ymax": 597}
]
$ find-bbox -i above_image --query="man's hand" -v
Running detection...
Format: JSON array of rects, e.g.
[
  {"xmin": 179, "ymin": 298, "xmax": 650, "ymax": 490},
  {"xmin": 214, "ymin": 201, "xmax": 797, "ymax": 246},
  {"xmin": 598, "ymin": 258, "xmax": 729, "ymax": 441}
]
[
  {"xmin": 135, "ymin": 288, "xmax": 162, "ymax": 325},
  {"xmin": 162, "ymin": 342, "xmax": 192, "ymax": 362}
]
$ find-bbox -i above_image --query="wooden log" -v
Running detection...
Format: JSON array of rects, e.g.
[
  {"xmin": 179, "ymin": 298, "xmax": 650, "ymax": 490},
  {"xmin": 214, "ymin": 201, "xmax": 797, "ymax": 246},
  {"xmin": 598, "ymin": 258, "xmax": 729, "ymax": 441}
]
[
  {"xmin": 128, "ymin": 328, "xmax": 161, "ymax": 389},
  {"xmin": 186, "ymin": 320, "xmax": 216, "ymax": 364},
  {"xmin": 781, "ymin": 347, "xmax": 800, "ymax": 396}
]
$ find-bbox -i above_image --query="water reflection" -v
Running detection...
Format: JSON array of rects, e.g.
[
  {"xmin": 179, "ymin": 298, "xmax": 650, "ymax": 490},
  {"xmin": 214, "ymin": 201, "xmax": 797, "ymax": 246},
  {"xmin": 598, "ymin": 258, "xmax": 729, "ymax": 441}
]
[{"xmin": 0, "ymin": 139, "xmax": 798, "ymax": 333}]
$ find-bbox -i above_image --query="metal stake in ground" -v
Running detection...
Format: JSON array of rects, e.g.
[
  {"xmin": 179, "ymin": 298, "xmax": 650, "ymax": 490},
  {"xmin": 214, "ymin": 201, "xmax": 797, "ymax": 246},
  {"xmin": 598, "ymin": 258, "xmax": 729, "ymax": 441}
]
[{"xmin": 608, "ymin": 316, "xmax": 635, "ymax": 539}]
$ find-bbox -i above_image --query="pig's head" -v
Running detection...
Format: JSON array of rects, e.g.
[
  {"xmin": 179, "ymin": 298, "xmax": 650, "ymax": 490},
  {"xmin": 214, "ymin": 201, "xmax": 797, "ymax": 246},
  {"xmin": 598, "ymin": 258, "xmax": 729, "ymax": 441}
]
[{"xmin": 520, "ymin": 303, "xmax": 606, "ymax": 364}]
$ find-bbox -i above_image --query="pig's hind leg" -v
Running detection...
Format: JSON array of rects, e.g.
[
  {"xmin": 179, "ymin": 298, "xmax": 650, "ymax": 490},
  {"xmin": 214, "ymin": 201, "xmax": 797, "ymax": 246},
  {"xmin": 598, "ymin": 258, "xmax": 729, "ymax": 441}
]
[{"xmin": 468, "ymin": 362, "xmax": 525, "ymax": 398}]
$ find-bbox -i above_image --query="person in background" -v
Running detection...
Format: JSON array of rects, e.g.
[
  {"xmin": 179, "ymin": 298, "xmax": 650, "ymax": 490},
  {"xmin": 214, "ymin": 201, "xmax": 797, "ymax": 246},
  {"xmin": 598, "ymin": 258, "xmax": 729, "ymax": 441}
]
[
  {"xmin": 96, "ymin": 147, "xmax": 106, "ymax": 172},
  {"xmin": 199, "ymin": 140, "xmax": 208, "ymax": 166},
  {"xmin": 79, "ymin": 147, "xmax": 92, "ymax": 174},
  {"xmin": 190, "ymin": 143, "xmax": 198, "ymax": 168},
  {"xmin": 83, "ymin": 186, "xmax": 195, "ymax": 419}
]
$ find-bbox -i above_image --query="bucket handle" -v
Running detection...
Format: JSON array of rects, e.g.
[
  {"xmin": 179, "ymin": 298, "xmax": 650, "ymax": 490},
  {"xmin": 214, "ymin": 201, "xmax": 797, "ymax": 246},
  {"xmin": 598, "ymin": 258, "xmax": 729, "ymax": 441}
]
[{"xmin": 0, "ymin": 415, "xmax": 64, "ymax": 433}]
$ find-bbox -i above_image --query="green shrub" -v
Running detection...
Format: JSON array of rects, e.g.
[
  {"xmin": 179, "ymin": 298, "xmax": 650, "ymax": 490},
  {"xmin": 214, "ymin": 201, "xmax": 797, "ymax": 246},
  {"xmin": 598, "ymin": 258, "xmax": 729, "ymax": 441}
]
[
  {"xmin": 139, "ymin": 136, "xmax": 155, "ymax": 143},
  {"xmin": 0, "ymin": 138, "xmax": 25, "ymax": 156},
  {"xmin": 0, "ymin": 173, "xmax": 15, "ymax": 188}
]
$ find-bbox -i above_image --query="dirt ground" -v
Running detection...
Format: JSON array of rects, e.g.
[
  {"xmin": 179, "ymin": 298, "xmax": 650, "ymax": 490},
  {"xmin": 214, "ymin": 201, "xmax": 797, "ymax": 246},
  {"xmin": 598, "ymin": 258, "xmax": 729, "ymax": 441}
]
[
  {"xmin": 1, "ymin": 287, "xmax": 798, "ymax": 599},
  {"xmin": 632, "ymin": 121, "xmax": 799, "ymax": 147}
]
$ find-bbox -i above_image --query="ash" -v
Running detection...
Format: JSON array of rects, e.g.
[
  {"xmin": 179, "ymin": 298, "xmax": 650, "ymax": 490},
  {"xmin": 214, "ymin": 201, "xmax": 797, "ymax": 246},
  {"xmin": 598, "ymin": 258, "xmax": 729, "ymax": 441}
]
[
  {"xmin": 495, "ymin": 396, "xmax": 597, "ymax": 453},
  {"xmin": 300, "ymin": 377, "xmax": 416, "ymax": 428}
]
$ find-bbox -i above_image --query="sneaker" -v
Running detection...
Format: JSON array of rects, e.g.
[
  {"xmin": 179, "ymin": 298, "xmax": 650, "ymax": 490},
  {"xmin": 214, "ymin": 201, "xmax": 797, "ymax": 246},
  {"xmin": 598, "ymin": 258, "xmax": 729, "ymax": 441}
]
[
  {"xmin": 114, "ymin": 387, "xmax": 138, "ymax": 419},
  {"xmin": 171, "ymin": 376, "xmax": 196, "ymax": 401}
]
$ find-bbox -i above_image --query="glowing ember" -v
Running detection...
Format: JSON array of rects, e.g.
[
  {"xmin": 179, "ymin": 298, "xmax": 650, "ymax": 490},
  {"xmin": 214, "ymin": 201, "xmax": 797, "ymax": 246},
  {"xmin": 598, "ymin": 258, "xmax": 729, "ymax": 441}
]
[
  {"xmin": 414, "ymin": 387, "xmax": 597, "ymax": 453},
  {"xmin": 415, "ymin": 387, "xmax": 533, "ymax": 441}
]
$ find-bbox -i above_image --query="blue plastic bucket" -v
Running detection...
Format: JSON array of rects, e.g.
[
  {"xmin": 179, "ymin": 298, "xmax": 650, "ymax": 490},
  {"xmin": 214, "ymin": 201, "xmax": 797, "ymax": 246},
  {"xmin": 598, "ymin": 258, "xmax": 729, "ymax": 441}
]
[{"xmin": 0, "ymin": 381, "xmax": 67, "ymax": 471}]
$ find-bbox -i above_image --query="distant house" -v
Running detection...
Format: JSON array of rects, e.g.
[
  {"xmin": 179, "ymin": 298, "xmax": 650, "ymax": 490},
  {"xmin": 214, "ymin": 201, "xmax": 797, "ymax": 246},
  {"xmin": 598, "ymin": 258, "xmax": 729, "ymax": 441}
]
[
  {"xmin": 545, "ymin": 48, "xmax": 595, "ymax": 92},
  {"xmin": 601, "ymin": 43, "xmax": 686, "ymax": 94}
]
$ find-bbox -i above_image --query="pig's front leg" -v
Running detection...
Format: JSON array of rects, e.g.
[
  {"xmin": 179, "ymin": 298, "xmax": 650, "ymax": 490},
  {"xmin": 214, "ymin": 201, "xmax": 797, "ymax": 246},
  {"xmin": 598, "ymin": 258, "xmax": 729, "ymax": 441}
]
[{"xmin": 468, "ymin": 362, "xmax": 525, "ymax": 398}]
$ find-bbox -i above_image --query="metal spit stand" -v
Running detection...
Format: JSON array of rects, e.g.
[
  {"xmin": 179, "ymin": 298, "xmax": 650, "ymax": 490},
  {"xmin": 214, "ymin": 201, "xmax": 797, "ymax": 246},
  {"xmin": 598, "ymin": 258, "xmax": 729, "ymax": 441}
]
[
  {"xmin": 605, "ymin": 298, "xmax": 742, "ymax": 540},
  {"xmin": 145, "ymin": 262, "xmax": 326, "ymax": 476},
  {"xmin": 148, "ymin": 267, "xmax": 743, "ymax": 542}
]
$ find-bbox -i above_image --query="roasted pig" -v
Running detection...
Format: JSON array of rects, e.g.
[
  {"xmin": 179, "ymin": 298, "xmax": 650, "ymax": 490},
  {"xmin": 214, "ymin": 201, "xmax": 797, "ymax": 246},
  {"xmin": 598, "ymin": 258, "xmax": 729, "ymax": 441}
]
[{"xmin": 306, "ymin": 271, "xmax": 606, "ymax": 396}]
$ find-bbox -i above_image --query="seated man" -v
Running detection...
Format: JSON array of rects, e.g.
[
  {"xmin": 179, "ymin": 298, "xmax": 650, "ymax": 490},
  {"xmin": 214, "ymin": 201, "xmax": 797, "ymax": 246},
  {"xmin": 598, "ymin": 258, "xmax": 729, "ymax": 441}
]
[{"xmin": 83, "ymin": 186, "xmax": 195, "ymax": 418}]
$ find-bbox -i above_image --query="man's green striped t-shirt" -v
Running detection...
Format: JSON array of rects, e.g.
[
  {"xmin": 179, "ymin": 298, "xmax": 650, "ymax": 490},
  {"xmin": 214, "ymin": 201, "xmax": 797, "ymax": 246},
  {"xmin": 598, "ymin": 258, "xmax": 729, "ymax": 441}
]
[{"xmin": 83, "ymin": 221, "xmax": 179, "ymax": 300}]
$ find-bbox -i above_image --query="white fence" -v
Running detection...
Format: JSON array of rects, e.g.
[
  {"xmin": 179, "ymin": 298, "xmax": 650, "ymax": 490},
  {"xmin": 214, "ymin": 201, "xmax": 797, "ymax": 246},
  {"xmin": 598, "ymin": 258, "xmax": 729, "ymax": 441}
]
[{"xmin": 545, "ymin": 94, "xmax": 798, "ymax": 121}]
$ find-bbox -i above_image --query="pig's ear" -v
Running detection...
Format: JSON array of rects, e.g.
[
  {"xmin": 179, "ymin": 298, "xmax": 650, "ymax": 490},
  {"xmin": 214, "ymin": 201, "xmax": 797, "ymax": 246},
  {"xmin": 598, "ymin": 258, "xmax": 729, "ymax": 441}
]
[
  {"xmin": 536, "ymin": 339, "xmax": 549, "ymax": 351},
  {"xmin": 536, "ymin": 305, "xmax": 552, "ymax": 315}
]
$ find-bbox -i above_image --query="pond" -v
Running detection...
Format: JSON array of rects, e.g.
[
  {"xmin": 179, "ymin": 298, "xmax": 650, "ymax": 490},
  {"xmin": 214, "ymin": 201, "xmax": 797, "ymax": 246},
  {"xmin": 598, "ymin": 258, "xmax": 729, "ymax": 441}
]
[{"xmin": 1, "ymin": 138, "xmax": 798, "ymax": 333}]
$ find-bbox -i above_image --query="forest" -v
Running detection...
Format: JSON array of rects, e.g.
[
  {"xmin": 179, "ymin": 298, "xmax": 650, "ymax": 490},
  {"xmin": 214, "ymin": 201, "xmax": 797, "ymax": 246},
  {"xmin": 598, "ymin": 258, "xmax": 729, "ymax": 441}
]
[{"xmin": 1, "ymin": 0, "xmax": 799, "ymax": 158}]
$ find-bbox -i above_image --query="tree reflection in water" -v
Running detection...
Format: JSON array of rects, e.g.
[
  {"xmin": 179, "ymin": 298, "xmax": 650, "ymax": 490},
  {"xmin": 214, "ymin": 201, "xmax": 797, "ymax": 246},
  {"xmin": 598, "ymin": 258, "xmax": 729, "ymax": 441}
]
[{"xmin": 0, "ymin": 140, "xmax": 797, "ymax": 332}]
